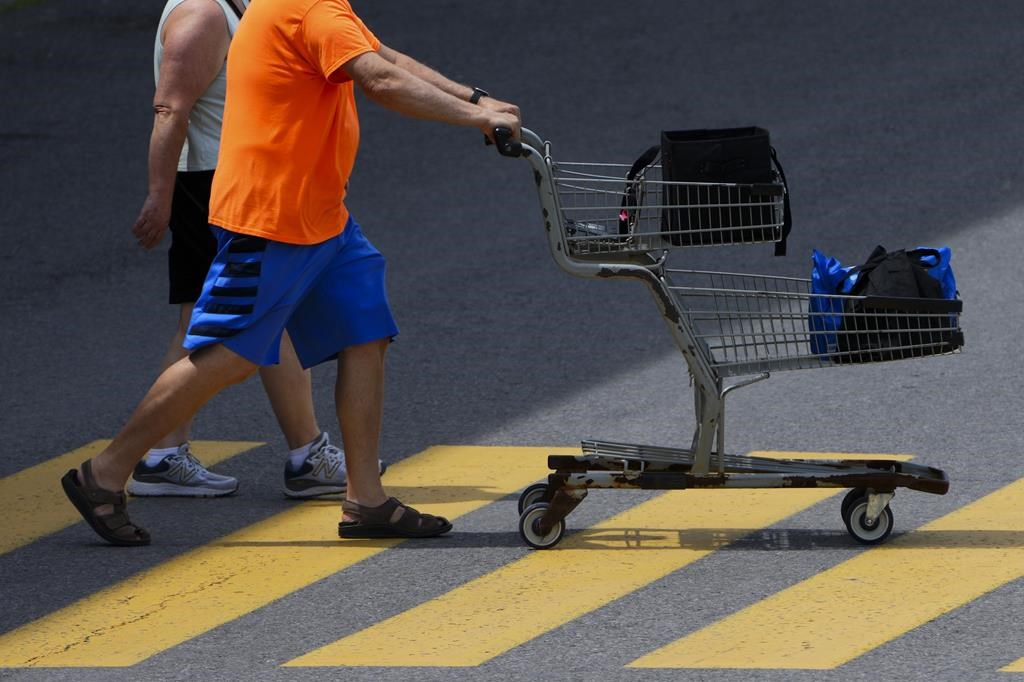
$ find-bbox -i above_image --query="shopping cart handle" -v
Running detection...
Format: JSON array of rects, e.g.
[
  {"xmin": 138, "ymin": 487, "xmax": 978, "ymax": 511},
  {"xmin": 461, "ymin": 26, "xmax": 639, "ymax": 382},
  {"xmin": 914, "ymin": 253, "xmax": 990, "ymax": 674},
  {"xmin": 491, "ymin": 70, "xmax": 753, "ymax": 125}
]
[{"xmin": 486, "ymin": 126, "xmax": 525, "ymax": 157}]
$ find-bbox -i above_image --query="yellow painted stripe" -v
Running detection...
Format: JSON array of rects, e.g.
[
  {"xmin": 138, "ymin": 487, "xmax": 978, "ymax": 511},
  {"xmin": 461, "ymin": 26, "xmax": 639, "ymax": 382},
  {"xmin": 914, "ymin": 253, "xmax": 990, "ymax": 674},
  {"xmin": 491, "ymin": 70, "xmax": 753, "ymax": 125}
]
[
  {"xmin": 0, "ymin": 446, "xmax": 554, "ymax": 667},
  {"xmin": 287, "ymin": 452, "xmax": 908, "ymax": 669},
  {"xmin": 0, "ymin": 439, "xmax": 262, "ymax": 556},
  {"xmin": 286, "ymin": 482, "xmax": 863, "ymax": 666},
  {"xmin": 630, "ymin": 477, "xmax": 1024, "ymax": 670},
  {"xmin": 1002, "ymin": 656, "xmax": 1024, "ymax": 673}
]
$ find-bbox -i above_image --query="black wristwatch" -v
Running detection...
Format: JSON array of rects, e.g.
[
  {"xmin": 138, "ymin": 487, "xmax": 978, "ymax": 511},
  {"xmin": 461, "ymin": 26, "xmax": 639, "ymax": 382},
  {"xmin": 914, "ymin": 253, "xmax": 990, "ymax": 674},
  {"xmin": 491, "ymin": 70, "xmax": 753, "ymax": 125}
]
[{"xmin": 469, "ymin": 87, "xmax": 489, "ymax": 104}]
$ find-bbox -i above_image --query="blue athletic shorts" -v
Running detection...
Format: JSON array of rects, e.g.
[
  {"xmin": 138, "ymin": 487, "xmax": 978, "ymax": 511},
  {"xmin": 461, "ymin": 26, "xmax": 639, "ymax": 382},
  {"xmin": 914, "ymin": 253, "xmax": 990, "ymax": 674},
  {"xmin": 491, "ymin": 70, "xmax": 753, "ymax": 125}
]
[{"xmin": 183, "ymin": 217, "xmax": 399, "ymax": 368}]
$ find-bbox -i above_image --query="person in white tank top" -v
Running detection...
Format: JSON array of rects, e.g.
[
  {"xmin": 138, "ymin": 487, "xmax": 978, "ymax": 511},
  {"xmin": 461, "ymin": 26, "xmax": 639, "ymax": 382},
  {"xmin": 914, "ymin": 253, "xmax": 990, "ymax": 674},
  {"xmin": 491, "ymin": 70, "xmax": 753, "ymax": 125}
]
[
  {"xmin": 127, "ymin": 0, "xmax": 372, "ymax": 499},
  {"xmin": 153, "ymin": 0, "xmax": 239, "ymax": 172}
]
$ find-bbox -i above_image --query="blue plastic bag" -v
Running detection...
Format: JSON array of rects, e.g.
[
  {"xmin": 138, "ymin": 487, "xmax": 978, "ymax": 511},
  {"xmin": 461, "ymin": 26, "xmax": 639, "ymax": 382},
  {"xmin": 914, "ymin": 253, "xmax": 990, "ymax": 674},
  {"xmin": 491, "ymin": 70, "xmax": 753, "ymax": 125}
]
[
  {"xmin": 808, "ymin": 247, "xmax": 957, "ymax": 356},
  {"xmin": 809, "ymin": 250, "xmax": 854, "ymax": 355},
  {"xmin": 916, "ymin": 247, "xmax": 957, "ymax": 300}
]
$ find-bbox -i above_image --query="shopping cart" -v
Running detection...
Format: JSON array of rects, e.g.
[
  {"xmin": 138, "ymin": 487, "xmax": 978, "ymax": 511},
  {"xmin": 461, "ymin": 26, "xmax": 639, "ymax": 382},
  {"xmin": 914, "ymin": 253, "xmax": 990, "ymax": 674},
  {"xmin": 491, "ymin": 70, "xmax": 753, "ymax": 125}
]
[{"xmin": 492, "ymin": 128, "xmax": 962, "ymax": 549}]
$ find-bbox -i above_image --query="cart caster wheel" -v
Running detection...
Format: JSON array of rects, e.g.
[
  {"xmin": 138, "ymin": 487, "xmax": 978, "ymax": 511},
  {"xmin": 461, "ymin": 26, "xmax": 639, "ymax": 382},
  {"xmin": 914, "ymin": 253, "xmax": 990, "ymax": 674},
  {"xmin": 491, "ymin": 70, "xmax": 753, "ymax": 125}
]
[
  {"xmin": 518, "ymin": 483, "xmax": 550, "ymax": 515},
  {"xmin": 518, "ymin": 502, "xmax": 565, "ymax": 549},
  {"xmin": 840, "ymin": 487, "xmax": 868, "ymax": 520},
  {"xmin": 843, "ymin": 498, "xmax": 894, "ymax": 545}
]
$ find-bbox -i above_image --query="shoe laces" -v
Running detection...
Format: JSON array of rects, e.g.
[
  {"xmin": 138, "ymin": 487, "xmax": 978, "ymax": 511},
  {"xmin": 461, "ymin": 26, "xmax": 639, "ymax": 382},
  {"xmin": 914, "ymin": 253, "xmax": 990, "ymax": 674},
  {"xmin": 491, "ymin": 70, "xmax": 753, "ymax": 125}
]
[
  {"xmin": 166, "ymin": 445, "xmax": 209, "ymax": 480},
  {"xmin": 309, "ymin": 441, "xmax": 345, "ymax": 470}
]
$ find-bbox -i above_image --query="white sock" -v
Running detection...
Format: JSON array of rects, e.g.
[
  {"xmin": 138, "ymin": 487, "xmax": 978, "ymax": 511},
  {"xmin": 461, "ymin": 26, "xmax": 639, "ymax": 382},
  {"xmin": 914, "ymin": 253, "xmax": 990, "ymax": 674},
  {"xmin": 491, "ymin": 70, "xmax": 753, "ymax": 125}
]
[
  {"xmin": 145, "ymin": 446, "xmax": 181, "ymax": 467},
  {"xmin": 288, "ymin": 440, "xmax": 316, "ymax": 469}
]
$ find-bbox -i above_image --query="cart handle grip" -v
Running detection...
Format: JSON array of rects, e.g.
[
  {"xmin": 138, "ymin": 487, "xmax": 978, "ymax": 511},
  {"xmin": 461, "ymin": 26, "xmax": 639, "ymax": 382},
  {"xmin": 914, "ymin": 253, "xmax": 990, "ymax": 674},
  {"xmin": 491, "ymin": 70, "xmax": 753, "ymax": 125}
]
[{"xmin": 485, "ymin": 126, "xmax": 525, "ymax": 157}]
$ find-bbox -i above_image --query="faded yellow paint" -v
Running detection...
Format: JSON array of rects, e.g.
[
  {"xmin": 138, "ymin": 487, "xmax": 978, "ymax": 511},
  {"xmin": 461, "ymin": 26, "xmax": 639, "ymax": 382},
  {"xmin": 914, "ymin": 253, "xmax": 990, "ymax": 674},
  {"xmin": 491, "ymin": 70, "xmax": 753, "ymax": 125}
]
[
  {"xmin": 286, "ymin": 486, "xmax": 841, "ymax": 667},
  {"xmin": 0, "ymin": 439, "xmax": 262, "ymax": 556},
  {"xmin": 629, "ymin": 477, "xmax": 1024, "ymax": 670},
  {"xmin": 0, "ymin": 445, "xmax": 557, "ymax": 667}
]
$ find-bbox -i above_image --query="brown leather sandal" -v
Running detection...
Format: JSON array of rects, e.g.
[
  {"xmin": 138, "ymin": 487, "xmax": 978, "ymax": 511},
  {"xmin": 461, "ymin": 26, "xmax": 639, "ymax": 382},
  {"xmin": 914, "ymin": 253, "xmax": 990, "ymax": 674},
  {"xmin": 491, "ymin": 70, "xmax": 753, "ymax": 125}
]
[
  {"xmin": 61, "ymin": 460, "xmax": 151, "ymax": 546},
  {"xmin": 338, "ymin": 497, "xmax": 452, "ymax": 539}
]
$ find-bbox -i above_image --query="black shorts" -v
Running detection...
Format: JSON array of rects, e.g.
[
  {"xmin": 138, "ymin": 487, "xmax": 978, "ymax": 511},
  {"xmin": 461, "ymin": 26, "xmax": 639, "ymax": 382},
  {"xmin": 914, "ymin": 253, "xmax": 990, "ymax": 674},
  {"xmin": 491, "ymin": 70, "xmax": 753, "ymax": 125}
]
[{"xmin": 168, "ymin": 170, "xmax": 217, "ymax": 304}]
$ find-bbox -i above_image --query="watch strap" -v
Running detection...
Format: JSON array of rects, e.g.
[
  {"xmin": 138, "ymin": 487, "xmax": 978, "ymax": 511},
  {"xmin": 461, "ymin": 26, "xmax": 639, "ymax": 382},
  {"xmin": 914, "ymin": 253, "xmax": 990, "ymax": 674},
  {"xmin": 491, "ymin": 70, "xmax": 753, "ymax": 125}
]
[{"xmin": 470, "ymin": 87, "xmax": 489, "ymax": 104}]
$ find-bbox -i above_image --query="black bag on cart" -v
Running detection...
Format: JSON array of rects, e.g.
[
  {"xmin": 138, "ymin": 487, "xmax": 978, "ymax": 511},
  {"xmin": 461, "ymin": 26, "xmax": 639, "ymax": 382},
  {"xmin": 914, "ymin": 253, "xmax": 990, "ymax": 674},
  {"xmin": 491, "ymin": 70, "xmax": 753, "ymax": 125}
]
[
  {"xmin": 620, "ymin": 127, "xmax": 792, "ymax": 255},
  {"xmin": 835, "ymin": 246, "xmax": 964, "ymax": 362}
]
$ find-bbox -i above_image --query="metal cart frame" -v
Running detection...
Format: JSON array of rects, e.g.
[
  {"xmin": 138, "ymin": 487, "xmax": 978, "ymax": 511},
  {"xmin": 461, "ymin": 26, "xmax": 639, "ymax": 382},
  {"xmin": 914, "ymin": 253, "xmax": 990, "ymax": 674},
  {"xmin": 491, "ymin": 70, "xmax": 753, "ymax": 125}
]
[{"xmin": 505, "ymin": 128, "xmax": 961, "ymax": 549}]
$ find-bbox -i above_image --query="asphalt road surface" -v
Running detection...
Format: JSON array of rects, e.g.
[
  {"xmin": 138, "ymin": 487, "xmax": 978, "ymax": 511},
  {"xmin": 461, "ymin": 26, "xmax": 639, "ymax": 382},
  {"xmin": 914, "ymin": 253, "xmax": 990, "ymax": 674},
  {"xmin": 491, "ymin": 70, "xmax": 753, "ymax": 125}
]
[{"xmin": 1, "ymin": 1, "xmax": 1023, "ymax": 680}]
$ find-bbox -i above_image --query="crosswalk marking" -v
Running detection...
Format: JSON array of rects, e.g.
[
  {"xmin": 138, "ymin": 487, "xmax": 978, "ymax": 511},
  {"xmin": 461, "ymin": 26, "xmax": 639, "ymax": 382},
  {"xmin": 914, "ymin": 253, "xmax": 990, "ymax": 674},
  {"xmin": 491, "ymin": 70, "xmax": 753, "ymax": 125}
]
[
  {"xmin": 0, "ymin": 446, "xmax": 554, "ymax": 668},
  {"xmin": 290, "ymin": 453, "xmax": 901, "ymax": 668},
  {"xmin": 0, "ymin": 439, "xmax": 262, "ymax": 556},
  {"xmin": 628, "ymin": 477, "xmax": 1024, "ymax": 670},
  {"xmin": 285, "ymin": 452, "xmax": 880, "ymax": 668}
]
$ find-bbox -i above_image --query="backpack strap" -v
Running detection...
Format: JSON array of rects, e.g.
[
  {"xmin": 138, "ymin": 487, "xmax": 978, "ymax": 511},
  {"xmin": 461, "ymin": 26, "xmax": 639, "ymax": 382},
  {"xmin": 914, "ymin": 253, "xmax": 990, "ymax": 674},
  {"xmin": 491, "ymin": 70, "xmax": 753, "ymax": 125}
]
[
  {"xmin": 618, "ymin": 145, "xmax": 660, "ymax": 235},
  {"xmin": 771, "ymin": 147, "xmax": 792, "ymax": 257}
]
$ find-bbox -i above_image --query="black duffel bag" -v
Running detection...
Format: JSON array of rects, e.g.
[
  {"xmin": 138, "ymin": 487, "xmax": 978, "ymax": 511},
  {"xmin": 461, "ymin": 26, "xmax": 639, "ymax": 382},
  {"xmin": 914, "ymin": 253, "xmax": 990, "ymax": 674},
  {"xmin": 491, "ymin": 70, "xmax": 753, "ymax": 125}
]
[
  {"xmin": 620, "ymin": 127, "xmax": 791, "ymax": 255},
  {"xmin": 835, "ymin": 246, "xmax": 963, "ymax": 362}
]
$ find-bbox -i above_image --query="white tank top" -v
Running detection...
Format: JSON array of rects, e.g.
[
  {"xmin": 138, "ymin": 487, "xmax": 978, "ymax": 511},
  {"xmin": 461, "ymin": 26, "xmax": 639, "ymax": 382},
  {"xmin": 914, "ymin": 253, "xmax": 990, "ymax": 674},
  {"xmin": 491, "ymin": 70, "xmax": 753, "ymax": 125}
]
[{"xmin": 154, "ymin": 0, "xmax": 245, "ymax": 172}]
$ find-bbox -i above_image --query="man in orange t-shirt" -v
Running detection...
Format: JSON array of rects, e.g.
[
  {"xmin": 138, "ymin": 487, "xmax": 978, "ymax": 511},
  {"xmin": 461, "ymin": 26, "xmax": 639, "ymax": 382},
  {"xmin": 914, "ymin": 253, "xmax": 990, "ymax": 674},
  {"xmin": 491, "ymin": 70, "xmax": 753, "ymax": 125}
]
[{"xmin": 62, "ymin": 0, "xmax": 522, "ymax": 545}]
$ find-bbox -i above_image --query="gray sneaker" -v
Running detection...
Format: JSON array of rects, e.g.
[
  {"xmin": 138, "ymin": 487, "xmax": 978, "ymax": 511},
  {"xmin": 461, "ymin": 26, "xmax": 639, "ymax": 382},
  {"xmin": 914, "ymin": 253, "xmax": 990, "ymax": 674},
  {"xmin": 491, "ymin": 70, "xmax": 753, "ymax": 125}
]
[
  {"xmin": 127, "ymin": 443, "xmax": 239, "ymax": 497},
  {"xmin": 283, "ymin": 432, "xmax": 386, "ymax": 499}
]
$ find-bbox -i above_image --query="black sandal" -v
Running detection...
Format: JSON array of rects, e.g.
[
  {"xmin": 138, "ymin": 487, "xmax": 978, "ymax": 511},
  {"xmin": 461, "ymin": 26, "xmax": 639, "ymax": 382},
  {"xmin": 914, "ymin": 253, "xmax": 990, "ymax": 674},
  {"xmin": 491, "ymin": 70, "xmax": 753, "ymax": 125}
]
[
  {"xmin": 338, "ymin": 497, "xmax": 452, "ymax": 539},
  {"xmin": 61, "ymin": 460, "xmax": 151, "ymax": 546}
]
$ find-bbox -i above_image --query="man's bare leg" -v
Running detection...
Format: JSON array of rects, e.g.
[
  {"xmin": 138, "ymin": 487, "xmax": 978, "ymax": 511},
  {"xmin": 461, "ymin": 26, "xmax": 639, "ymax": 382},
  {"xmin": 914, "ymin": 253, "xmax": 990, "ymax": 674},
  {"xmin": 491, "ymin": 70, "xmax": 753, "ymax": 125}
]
[
  {"xmin": 153, "ymin": 303, "xmax": 198, "ymax": 449},
  {"xmin": 90, "ymin": 344, "xmax": 258, "ymax": 495},
  {"xmin": 333, "ymin": 339, "xmax": 450, "ymax": 537},
  {"xmin": 259, "ymin": 331, "xmax": 320, "ymax": 449},
  {"xmin": 335, "ymin": 339, "xmax": 389, "ymax": 516},
  {"xmin": 157, "ymin": 311, "xmax": 320, "ymax": 452}
]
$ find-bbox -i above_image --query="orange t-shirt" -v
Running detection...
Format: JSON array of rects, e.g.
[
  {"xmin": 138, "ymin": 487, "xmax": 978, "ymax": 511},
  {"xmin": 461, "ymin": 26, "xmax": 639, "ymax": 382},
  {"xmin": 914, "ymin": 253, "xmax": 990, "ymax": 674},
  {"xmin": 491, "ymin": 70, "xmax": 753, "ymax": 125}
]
[{"xmin": 209, "ymin": 0, "xmax": 380, "ymax": 244}]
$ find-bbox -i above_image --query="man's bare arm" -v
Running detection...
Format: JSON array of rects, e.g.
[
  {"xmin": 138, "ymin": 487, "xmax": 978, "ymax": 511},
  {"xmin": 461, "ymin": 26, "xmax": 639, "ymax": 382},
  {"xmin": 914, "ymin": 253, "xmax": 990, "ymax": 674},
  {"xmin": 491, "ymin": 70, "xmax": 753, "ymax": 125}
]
[
  {"xmin": 376, "ymin": 44, "xmax": 474, "ymax": 101},
  {"xmin": 376, "ymin": 43, "xmax": 520, "ymax": 123},
  {"xmin": 341, "ymin": 51, "xmax": 520, "ymax": 141},
  {"xmin": 132, "ymin": 0, "xmax": 230, "ymax": 250}
]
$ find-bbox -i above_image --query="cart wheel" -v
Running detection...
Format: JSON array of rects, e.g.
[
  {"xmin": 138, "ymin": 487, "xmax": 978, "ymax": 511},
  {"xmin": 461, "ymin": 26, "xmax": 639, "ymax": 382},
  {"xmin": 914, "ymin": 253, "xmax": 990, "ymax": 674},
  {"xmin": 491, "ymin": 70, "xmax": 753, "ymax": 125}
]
[
  {"xmin": 518, "ymin": 483, "xmax": 550, "ymax": 515},
  {"xmin": 518, "ymin": 502, "xmax": 565, "ymax": 550},
  {"xmin": 843, "ymin": 498, "xmax": 894, "ymax": 545},
  {"xmin": 840, "ymin": 487, "xmax": 868, "ymax": 520}
]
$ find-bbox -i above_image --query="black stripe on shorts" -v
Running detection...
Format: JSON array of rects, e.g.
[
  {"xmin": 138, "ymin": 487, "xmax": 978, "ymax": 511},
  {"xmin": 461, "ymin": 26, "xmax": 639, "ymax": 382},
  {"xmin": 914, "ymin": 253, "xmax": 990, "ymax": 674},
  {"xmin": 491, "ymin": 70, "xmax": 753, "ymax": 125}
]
[
  {"xmin": 211, "ymin": 285, "xmax": 258, "ymax": 298},
  {"xmin": 228, "ymin": 236, "xmax": 268, "ymax": 253},
  {"xmin": 223, "ymin": 261, "xmax": 261, "ymax": 277},
  {"xmin": 188, "ymin": 325, "xmax": 241, "ymax": 339},
  {"xmin": 203, "ymin": 302, "xmax": 254, "ymax": 315}
]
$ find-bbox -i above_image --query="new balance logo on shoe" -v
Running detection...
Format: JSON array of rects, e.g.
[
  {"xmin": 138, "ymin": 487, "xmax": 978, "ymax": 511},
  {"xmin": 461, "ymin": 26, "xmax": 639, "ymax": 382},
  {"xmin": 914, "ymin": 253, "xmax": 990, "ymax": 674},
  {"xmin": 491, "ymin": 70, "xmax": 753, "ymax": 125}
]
[
  {"xmin": 309, "ymin": 454, "xmax": 342, "ymax": 481},
  {"xmin": 282, "ymin": 432, "xmax": 386, "ymax": 499},
  {"xmin": 165, "ymin": 458, "xmax": 200, "ymax": 484}
]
